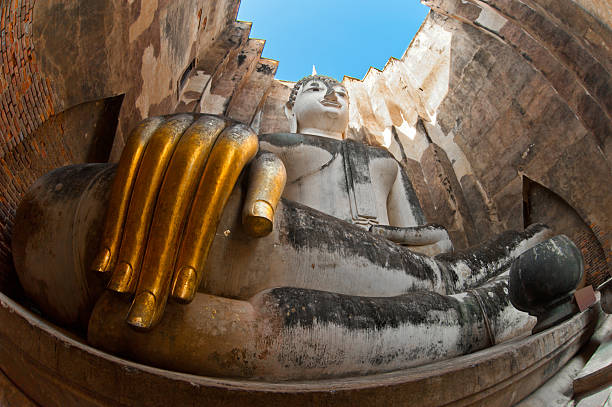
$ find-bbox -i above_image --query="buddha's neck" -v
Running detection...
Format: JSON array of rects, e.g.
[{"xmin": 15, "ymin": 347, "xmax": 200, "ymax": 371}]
[{"xmin": 299, "ymin": 127, "xmax": 344, "ymax": 140}]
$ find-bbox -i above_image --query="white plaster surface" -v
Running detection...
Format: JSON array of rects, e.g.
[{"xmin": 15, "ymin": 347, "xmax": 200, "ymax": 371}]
[{"xmin": 474, "ymin": 6, "xmax": 508, "ymax": 34}]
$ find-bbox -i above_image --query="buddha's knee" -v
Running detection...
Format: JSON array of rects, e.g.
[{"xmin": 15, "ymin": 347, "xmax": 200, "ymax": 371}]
[{"xmin": 12, "ymin": 163, "xmax": 114, "ymax": 327}]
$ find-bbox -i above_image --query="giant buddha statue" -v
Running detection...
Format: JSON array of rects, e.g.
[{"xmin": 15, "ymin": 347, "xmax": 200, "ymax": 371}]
[{"xmin": 12, "ymin": 75, "xmax": 583, "ymax": 381}]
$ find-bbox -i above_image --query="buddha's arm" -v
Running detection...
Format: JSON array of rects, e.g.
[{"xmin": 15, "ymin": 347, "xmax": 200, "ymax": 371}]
[
  {"xmin": 90, "ymin": 114, "xmax": 285, "ymax": 330},
  {"xmin": 379, "ymin": 165, "xmax": 453, "ymax": 255},
  {"xmin": 385, "ymin": 164, "xmax": 424, "ymax": 228}
]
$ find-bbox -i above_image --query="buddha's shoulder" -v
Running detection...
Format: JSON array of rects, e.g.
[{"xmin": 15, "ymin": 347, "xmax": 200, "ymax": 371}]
[
  {"xmin": 259, "ymin": 133, "xmax": 341, "ymax": 153},
  {"xmin": 259, "ymin": 133, "xmax": 395, "ymax": 161}
]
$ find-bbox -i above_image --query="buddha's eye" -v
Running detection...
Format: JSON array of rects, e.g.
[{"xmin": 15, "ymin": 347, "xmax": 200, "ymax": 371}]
[{"xmin": 333, "ymin": 87, "xmax": 347, "ymax": 97}]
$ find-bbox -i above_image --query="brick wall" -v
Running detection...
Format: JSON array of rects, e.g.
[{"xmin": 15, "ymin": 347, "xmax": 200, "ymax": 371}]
[{"xmin": 0, "ymin": 0, "xmax": 61, "ymax": 292}]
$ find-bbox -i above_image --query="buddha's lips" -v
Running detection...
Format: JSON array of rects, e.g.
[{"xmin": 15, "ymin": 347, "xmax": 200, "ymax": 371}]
[{"xmin": 320, "ymin": 100, "xmax": 341, "ymax": 108}]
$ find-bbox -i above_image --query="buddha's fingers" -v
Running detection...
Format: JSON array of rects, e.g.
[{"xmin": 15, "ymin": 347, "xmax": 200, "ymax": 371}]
[
  {"xmin": 108, "ymin": 115, "xmax": 194, "ymax": 294},
  {"xmin": 91, "ymin": 117, "xmax": 164, "ymax": 273},
  {"xmin": 369, "ymin": 224, "xmax": 449, "ymax": 246},
  {"xmin": 124, "ymin": 115, "xmax": 226, "ymax": 330},
  {"xmin": 169, "ymin": 124, "xmax": 259, "ymax": 305},
  {"xmin": 242, "ymin": 152, "xmax": 287, "ymax": 237}
]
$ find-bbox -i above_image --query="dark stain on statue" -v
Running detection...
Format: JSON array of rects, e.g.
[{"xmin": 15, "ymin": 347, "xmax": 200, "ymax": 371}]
[
  {"xmin": 280, "ymin": 200, "xmax": 436, "ymax": 285},
  {"xmin": 260, "ymin": 133, "xmax": 344, "ymax": 153},
  {"xmin": 267, "ymin": 287, "xmax": 461, "ymax": 330},
  {"xmin": 208, "ymin": 349, "xmax": 255, "ymax": 377},
  {"xmin": 435, "ymin": 223, "xmax": 549, "ymax": 292},
  {"xmin": 260, "ymin": 134, "xmax": 343, "ymax": 187}
]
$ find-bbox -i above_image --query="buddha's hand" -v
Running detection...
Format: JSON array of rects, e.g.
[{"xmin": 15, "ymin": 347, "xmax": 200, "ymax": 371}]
[
  {"xmin": 89, "ymin": 114, "xmax": 285, "ymax": 330},
  {"xmin": 369, "ymin": 224, "xmax": 454, "ymax": 255}
]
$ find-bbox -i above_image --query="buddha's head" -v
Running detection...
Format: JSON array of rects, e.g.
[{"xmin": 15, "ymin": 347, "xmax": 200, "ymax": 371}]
[{"xmin": 285, "ymin": 75, "xmax": 349, "ymax": 139}]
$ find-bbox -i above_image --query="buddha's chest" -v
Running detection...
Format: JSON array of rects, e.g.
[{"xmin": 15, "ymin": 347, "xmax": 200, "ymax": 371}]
[{"xmin": 260, "ymin": 136, "xmax": 397, "ymax": 227}]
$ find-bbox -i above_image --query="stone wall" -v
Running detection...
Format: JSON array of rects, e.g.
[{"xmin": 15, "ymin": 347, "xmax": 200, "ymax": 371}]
[
  {"xmin": 525, "ymin": 178, "xmax": 609, "ymax": 287},
  {"xmin": 571, "ymin": 0, "xmax": 612, "ymax": 29},
  {"xmin": 425, "ymin": 0, "xmax": 611, "ymax": 281},
  {"xmin": 395, "ymin": 1, "xmax": 611, "ymax": 281},
  {"xmin": 31, "ymin": 0, "xmax": 241, "ymax": 160}
]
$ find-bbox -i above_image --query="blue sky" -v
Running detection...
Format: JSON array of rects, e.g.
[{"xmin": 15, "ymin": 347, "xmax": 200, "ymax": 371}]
[{"xmin": 237, "ymin": 1, "xmax": 430, "ymax": 82}]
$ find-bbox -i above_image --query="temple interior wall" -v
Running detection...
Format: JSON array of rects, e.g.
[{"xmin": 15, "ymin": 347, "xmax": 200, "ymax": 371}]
[
  {"xmin": 0, "ymin": 0, "xmax": 610, "ymax": 293},
  {"xmin": 417, "ymin": 0, "xmax": 612, "ymax": 282},
  {"xmin": 571, "ymin": 0, "xmax": 612, "ymax": 28}
]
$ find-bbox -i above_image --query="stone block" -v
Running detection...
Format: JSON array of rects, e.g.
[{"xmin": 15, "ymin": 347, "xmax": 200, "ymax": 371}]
[
  {"xmin": 257, "ymin": 80, "xmax": 292, "ymax": 135},
  {"xmin": 574, "ymin": 286, "xmax": 596, "ymax": 312},
  {"xmin": 541, "ymin": 136, "xmax": 612, "ymax": 231},
  {"xmin": 225, "ymin": 58, "xmax": 278, "ymax": 124},
  {"xmin": 196, "ymin": 20, "xmax": 251, "ymax": 74},
  {"xmin": 575, "ymin": 91, "xmax": 612, "ymax": 147},
  {"xmin": 460, "ymin": 174, "xmax": 499, "ymax": 242}
]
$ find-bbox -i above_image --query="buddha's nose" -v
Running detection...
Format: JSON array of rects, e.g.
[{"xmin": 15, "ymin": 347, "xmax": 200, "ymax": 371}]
[{"xmin": 324, "ymin": 89, "xmax": 339, "ymax": 101}]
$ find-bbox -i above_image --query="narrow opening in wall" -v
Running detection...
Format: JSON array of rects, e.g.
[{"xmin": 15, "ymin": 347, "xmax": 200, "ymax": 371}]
[
  {"xmin": 178, "ymin": 59, "xmax": 196, "ymax": 96},
  {"xmin": 522, "ymin": 176, "xmax": 609, "ymax": 288}
]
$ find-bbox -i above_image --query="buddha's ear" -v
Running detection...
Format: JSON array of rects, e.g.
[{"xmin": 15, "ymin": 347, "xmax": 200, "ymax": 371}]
[{"xmin": 284, "ymin": 103, "xmax": 298, "ymax": 133}]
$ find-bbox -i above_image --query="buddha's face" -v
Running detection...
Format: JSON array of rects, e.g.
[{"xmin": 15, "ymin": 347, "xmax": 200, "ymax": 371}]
[{"xmin": 287, "ymin": 77, "xmax": 349, "ymax": 139}]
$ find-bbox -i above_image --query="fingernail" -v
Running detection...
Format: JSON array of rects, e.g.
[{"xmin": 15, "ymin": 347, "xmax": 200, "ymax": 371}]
[
  {"xmin": 107, "ymin": 262, "xmax": 133, "ymax": 293},
  {"xmin": 126, "ymin": 291, "xmax": 156, "ymax": 330},
  {"xmin": 91, "ymin": 248, "xmax": 111, "ymax": 272},
  {"xmin": 171, "ymin": 266, "xmax": 198, "ymax": 303},
  {"xmin": 243, "ymin": 200, "xmax": 273, "ymax": 237}
]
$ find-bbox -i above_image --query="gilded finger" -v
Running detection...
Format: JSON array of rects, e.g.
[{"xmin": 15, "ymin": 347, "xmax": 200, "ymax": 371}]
[
  {"xmin": 108, "ymin": 114, "xmax": 194, "ymax": 294},
  {"xmin": 125, "ymin": 115, "xmax": 226, "ymax": 329},
  {"xmin": 242, "ymin": 152, "xmax": 286, "ymax": 237},
  {"xmin": 171, "ymin": 124, "xmax": 258, "ymax": 304},
  {"xmin": 91, "ymin": 117, "xmax": 164, "ymax": 273}
]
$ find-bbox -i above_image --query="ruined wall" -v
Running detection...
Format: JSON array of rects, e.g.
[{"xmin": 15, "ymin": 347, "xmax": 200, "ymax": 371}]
[
  {"xmin": 393, "ymin": 1, "xmax": 611, "ymax": 280},
  {"xmin": 525, "ymin": 178, "xmax": 609, "ymax": 288},
  {"xmin": 427, "ymin": 0, "xmax": 611, "ymax": 281},
  {"xmin": 32, "ymin": 0, "xmax": 240, "ymax": 160},
  {"xmin": 571, "ymin": 0, "xmax": 612, "ymax": 28},
  {"xmin": 0, "ymin": 0, "xmax": 60, "ymax": 291}
]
